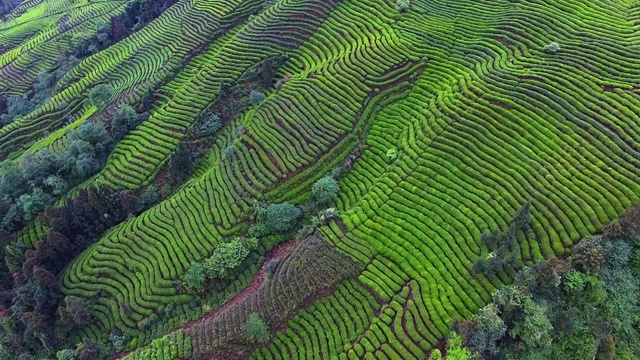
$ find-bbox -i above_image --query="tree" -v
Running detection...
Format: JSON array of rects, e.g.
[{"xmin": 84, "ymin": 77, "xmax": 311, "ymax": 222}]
[
  {"xmin": 0, "ymin": 162, "xmax": 24, "ymax": 199},
  {"xmin": 446, "ymin": 332, "xmax": 473, "ymax": 360},
  {"xmin": 59, "ymin": 296, "xmax": 92, "ymax": 327},
  {"xmin": 95, "ymin": 20, "xmax": 111, "ymax": 47},
  {"xmin": 249, "ymin": 90, "xmax": 266, "ymax": 105},
  {"xmin": 184, "ymin": 262, "xmax": 206, "ymax": 290},
  {"xmin": 43, "ymin": 175, "xmax": 68, "ymax": 196},
  {"xmin": 73, "ymin": 121, "xmax": 112, "ymax": 153},
  {"xmin": 200, "ymin": 114, "xmax": 222, "ymax": 136},
  {"xmin": 262, "ymin": 57, "xmax": 276, "ymax": 88},
  {"xmin": 203, "ymin": 238, "xmax": 250, "ymax": 279},
  {"xmin": 0, "ymin": 95, "xmax": 33, "ymax": 126},
  {"xmin": 543, "ymin": 42, "xmax": 561, "ymax": 53},
  {"xmin": 19, "ymin": 188, "xmax": 52, "ymax": 221},
  {"xmin": 572, "ymin": 236, "xmax": 605, "ymax": 274},
  {"xmin": 169, "ymin": 143, "xmax": 193, "ymax": 184},
  {"xmin": 244, "ymin": 313, "xmax": 269, "ymax": 343},
  {"xmin": 20, "ymin": 150, "xmax": 60, "ymax": 187},
  {"xmin": 141, "ymin": 86, "xmax": 155, "ymax": 110},
  {"xmin": 468, "ymin": 304, "xmax": 506, "ymax": 354},
  {"xmin": 75, "ymin": 340, "xmax": 101, "ymax": 360},
  {"xmin": 109, "ymin": 328, "xmax": 127, "ymax": 352},
  {"xmin": 264, "ymin": 202, "xmax": 301, "ymax": 234},
  {"xmin": 117, "ymin": 190, "xmax": 141, "ymax": 215},
  {"xmin": 511, "ymin": 298, "xmax": 552, "ymax": 349},
  {"xmin": 111, "ymin": 104, "xmax": 138, "ymax": 139},
  {"xmin": 312, "ymin": 176, "xmax": 339, "ymax": 206},
  {"xmin": 89, "ymin": 84, "xmax": 114, "ymax": 107},
  {"xmin": 491, "ymin": 285, "xmax": 527, "ymax": 325},
  {"xmin": 140, "ymin": 185, "xmax": 160, "ymax": 207}
]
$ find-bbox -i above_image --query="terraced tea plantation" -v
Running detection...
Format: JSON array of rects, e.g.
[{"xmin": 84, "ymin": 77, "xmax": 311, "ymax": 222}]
[{"xmin": 1, "ymin": 0, "xmax": 640, "ymax": 358}]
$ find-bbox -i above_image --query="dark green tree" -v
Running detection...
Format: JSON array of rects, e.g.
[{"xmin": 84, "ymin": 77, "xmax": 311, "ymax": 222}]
[{"xmin": 312, "ymin": 176, "xmax": 339, "ymax": 206}]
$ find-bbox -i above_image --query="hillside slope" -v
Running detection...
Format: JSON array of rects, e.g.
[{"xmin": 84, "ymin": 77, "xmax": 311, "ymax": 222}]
[{"xmin": 1, "ymin": 0, "xmax": 640, "ymax": 358}]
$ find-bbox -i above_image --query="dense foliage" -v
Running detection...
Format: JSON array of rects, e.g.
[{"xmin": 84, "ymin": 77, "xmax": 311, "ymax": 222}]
[
  {"xmin": 0, "ymin": 185, "xmax": 152, "ymax": 356},
  {"xmin": 444, "ymin": 212, "xmax": 640, "ymax": 360},
  {"xmin": 0, "ymin": 122, "xmax": 113, "ymax": 231},
  {"xmin": 183, "ymin": 237, "xmax": 258, "ymax": 291},
  {"xmin": 312, "ymin": 176, "xmax": 339, "ymax": 206}
]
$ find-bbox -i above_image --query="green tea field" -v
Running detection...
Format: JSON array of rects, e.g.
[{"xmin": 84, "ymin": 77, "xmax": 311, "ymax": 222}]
[{"xmin": 1, "ymin": 0, "xmax": 640, "ymax": 359}]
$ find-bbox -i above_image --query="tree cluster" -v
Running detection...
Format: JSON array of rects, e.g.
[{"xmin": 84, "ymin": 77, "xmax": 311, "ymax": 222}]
[
  {"xmin": 0, "ymin": 122, "xmax": 112, "ymax": 231},
  {"xmin": 1, "ymin": 56, "xmax": 77, "ymax": 128},
  {"xmin": 451, "ymin": 228, "xmax": 640, "ymax": 359},
  {"xmin": 72, "ymin": 0, "xmax": 178, "ymax": 57},
  {"xmin": 183, "ymin": 237, "xmax": 258, "ymax": 291},
  {"xmin": 0, "ymin": 185, "xmax": 150, "ymax": 357},
  {"xmin": 0, "ymin": 0, "xmax": 20, "ymax": 18},
  {"xmin": 248, "ymin": 202, "xmax": 302, "ymax": 238}
]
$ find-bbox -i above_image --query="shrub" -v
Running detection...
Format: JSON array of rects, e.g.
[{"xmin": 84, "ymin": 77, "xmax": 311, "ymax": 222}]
[
  {"xmin": 395, "ymin": 0, "xmax": 410, "ymax": 12},
  {"xmin": 249, "ymin": 90, "xmax": 266, "ymax": 105},
  {"xmin": 140, "ymin": 185, "xmax": 160, "ymax": 207},
  {"xmin": 89, "ymin": 84, "xmax": 114, "ymax": 107},
  {"xmin": 543, "ymin": 42, "xmax": 561, "ymax": 53},
  {"xmin": 446, "ymin": 332, "xmax": 472, "ymax": 360},
  {"xmin": 386, "ymin": 148, "xmax": 398, "ymax": 161},
  {"xmin": 312, "ymin": 176, "xmax": 339, "ymax": 206},
  {"xmin": 318, "ymin": 208, "xmax": 339, "ymax": 224},
  {"xmin": 264, "ymin": 202, "xmax": 301, "ymax": 234},
  {"xmin": 296, "ymin": 223, "xmax": 316, "ymax": 240},
  {"xmin": 109, "ymin": 328, "xmax": 127, "ymax": 352},
  {"xmin": 265, "ymin": 259, "xmax": 279, "ymax": 275},
  {"xmin": 200, "ymin": 114, "xmax": 222, "ymax": 136},
  {"xmin": 244, "ymin": 313, "xmax": 269, "ymax": 343},
  {"xmin": 428, "ymin": 349, "xmax": 442, "ymax": 360},
  {"xmin": 224, "ymin": 145, "xmax": 235, "ymax": 159},
  {"xmin": 184, "ymin": 262, "xmax": 206, "ymax": 290},
  {"xmin": 56, "ymin": 349, "xmax": 75, "ymax": 360}
]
